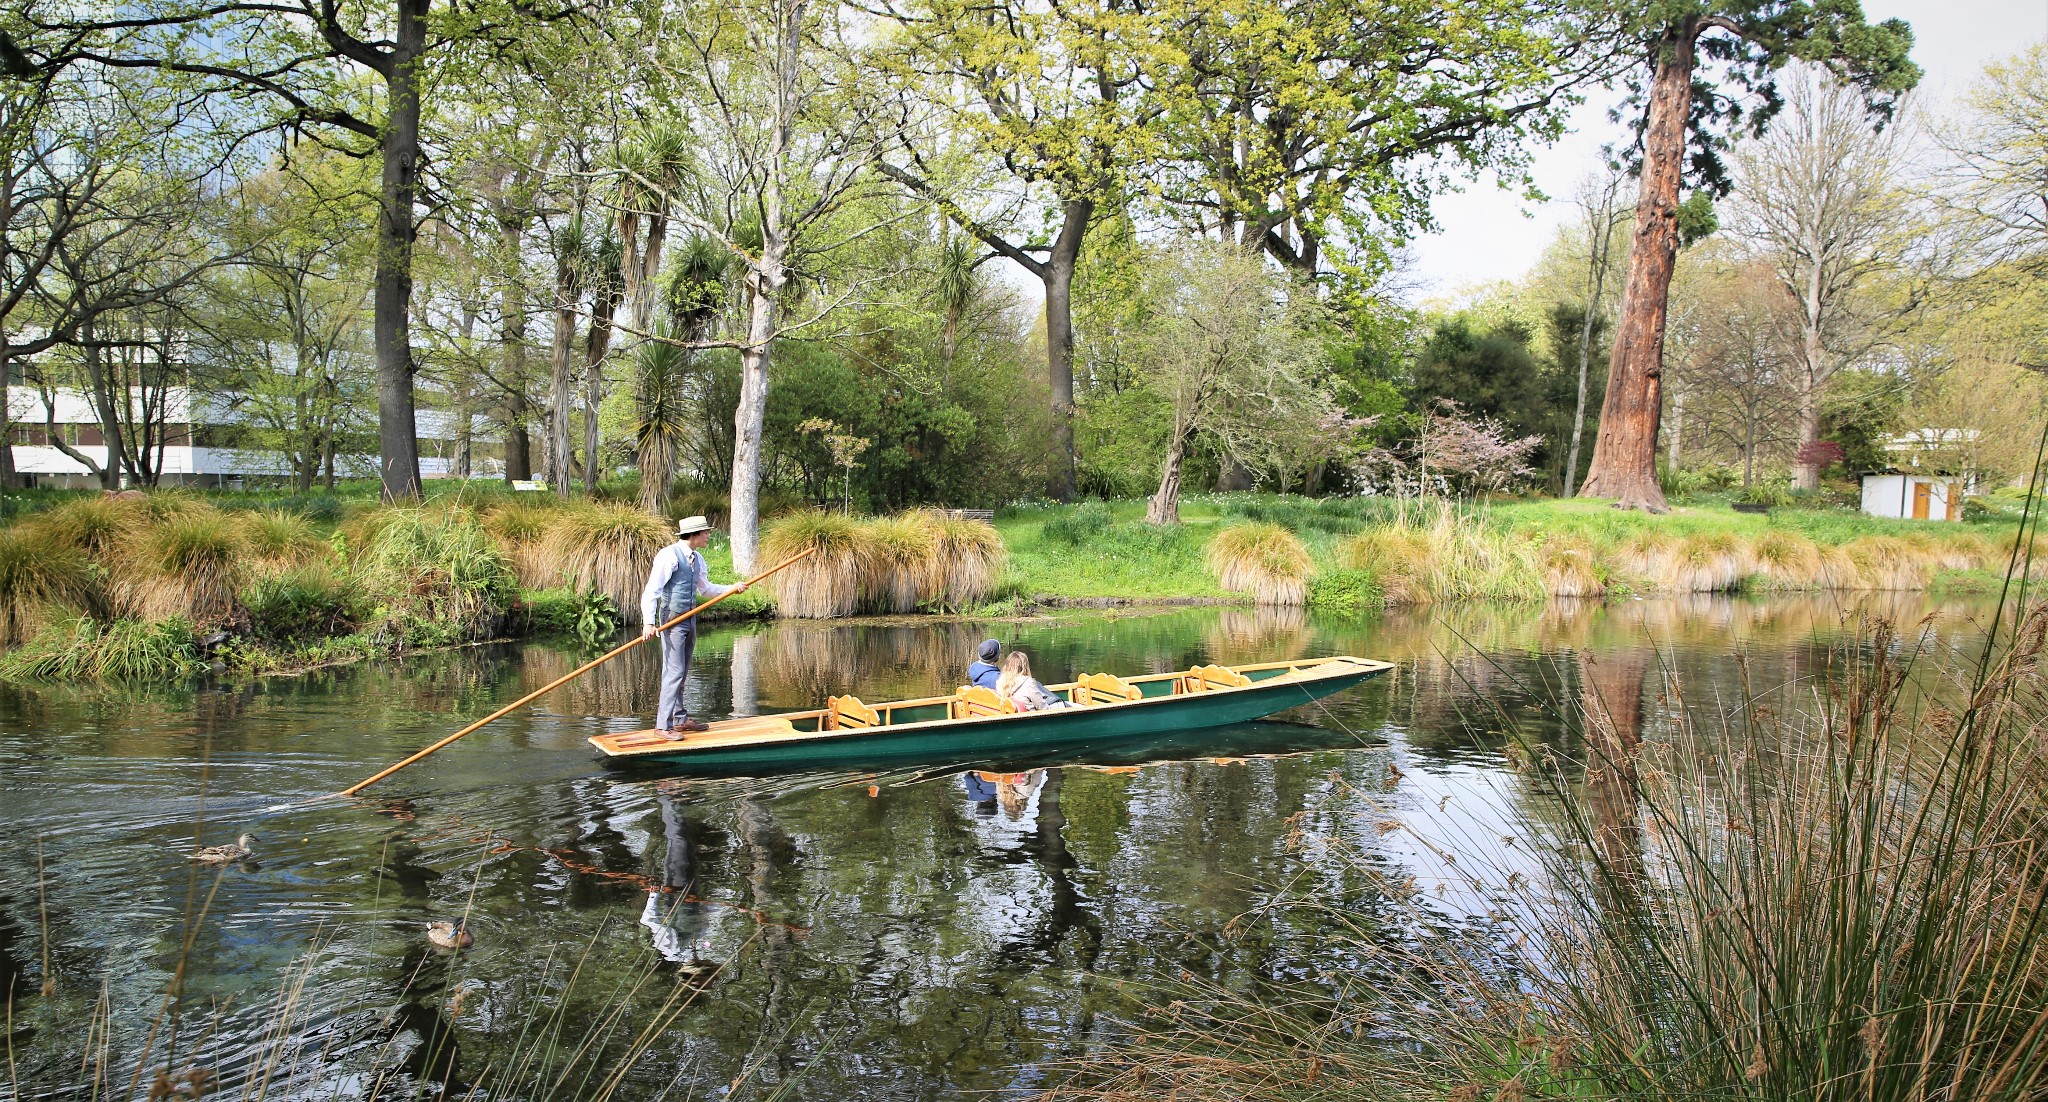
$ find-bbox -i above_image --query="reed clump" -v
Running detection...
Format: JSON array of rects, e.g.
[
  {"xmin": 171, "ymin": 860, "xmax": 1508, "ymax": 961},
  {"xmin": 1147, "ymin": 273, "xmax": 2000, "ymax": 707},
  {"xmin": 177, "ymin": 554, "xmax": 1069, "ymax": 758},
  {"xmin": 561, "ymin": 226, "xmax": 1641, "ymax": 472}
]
[
  {"xmin": 1338, "ymin": 526, "xmax": 1434, "ymax": 605},
  {"xmin": 1747, "ymin": 529, "xmax": 1825, "ymax": 589},
  {"xmin": 760, "ymin": 510, "xmax": 868, "ymax": 618},
  {"xmin": 483, "ymin": 500, "xmax": 561, "ymax": 587},
  {"xmin": 1205, "ymin": 522, "xmax": 1314, "ymax": 607},
  {"xmin": 1843, "ymin": 534, "xmax": 1933, "ymax": 590},
  {"xmin": 530, "ymin": 503, "xmax": 671, "ymax": 624},
  {"xmin": 1339, "ymin": 504, "xmax": 1543, "ymax": 605},
  {"xmin": 0, "ymin": 526, "xmax": 97, "ymax": 644},
  {"xmin": 32, "ymin": 493, "xmax": 148, "ymax": 560}
]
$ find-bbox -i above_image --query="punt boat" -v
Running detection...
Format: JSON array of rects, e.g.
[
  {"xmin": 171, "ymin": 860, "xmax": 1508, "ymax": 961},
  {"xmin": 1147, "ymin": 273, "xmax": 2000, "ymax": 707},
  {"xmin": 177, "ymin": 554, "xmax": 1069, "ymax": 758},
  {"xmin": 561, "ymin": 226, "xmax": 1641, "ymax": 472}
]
[{"xmin": 589, "ymin": 655, "xmax": 1392, "ymax": 771}]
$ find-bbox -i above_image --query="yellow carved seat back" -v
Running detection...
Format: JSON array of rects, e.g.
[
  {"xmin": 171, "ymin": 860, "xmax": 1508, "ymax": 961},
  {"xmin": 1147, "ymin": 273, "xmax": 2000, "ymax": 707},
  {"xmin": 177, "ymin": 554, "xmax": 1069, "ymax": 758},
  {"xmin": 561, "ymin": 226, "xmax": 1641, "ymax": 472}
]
[
  {"xmin": 828, "ymin": 694, "xmax": 881, "ymax": 730},
  {"xmin": 1184, "ymin": 664, "xmax": 1253, "ymax": 693},
  {"xmin": 954, "ymin": 685, "xmax": 1015, "ymax": 719},
  {"xmin": 1073, "ymin": 672, "xmax": 1142, "ymax": 706}
]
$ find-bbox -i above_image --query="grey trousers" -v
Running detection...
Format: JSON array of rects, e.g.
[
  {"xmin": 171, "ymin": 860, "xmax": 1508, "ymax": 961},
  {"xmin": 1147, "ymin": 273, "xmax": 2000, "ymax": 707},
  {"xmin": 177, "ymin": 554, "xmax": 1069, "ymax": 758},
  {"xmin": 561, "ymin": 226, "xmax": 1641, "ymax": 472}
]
[{"xmin": 656, "ymin": 623, "xmax": 698, "ymax": 731}]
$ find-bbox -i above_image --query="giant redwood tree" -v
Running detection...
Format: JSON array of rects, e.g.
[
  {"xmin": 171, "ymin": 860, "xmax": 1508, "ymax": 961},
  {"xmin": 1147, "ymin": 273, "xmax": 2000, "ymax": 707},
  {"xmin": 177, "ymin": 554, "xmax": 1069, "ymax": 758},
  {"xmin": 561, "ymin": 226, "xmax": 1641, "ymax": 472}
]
[{"xmin": 1578, "ymin": 2, "xmax": 1917, "ymax": 511}]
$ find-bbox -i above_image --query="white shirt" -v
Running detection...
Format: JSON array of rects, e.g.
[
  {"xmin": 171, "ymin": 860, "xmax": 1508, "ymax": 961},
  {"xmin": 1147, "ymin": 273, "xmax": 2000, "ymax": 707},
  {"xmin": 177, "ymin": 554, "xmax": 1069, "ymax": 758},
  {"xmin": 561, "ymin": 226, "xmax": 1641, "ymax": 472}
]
[{"xmin": 640, "ymin": 543, "xmax": 733, "ymax": 626}]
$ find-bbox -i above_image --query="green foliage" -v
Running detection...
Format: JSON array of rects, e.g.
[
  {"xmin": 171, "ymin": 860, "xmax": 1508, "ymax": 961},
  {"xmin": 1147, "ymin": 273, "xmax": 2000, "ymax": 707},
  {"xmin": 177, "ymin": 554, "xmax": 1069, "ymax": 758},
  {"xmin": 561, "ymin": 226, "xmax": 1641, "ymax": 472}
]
[
  {"xmin": 0, "ymin": 617, "xmax": 205, "ymax": 682},
  {"xmin": 1408, "ymin": 315, "xmax": 1550, "ymax": 441},
  {"xmin": 518, "ymin": 586, "xmax": 622, "ymax": 649},
  {"xmin": 1306, "ymin": 568, "xmax": 1382, "ymax": 615},
  {"xmin": 357, "ymin": 509, "xmax": 517, "ymax": 646},
  {"xmin": 1042, "ymin": 501, "xmax": 1115, "ymax": 544},
  {"xmin": 242, "ymin": 564, "xmax": 358, "ymax": 643}
]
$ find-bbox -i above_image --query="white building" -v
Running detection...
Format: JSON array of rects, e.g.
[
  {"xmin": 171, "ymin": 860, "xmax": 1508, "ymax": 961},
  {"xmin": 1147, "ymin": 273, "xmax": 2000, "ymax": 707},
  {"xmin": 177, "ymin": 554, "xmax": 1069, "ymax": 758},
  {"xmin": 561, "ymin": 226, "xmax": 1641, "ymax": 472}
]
[
  {"xmin": 1858, "ymin": 429, "xmax": 1975, "ymax": 522},
  {"xmin": 6, "ymin": 385, "xmax": 490, "ymax": 489}
]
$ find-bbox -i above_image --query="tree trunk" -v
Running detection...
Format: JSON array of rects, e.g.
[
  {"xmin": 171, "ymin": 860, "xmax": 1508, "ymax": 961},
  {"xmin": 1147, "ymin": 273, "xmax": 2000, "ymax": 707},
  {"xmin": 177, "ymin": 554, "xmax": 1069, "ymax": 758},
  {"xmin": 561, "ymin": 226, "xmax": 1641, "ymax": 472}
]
[
  {"xmin": 504, "ymin": 411, "xmax": 532, "ymax": 481},
  {"xmin": 0, "ymin": 348, "xmax": 14, "ymax": 498},
  {"xmin": 546, "ymin": 249, "xmax": 579, "ymax": 499},
  {"xmin": 1666, "ymin": 385, "xmax": 1684, "ymax": 469},
  {"xmin": 1042, "ymin": 199, "xmax": 1091, "ymax": 503},
  {"xmin": 583, "ymin": 283, "xmax": 618, "ymax": 495},
  {"xmin": 1578, "ymin": 21, "xmax": 1699, "ymax": 514},
  {"xmin": 1146, "ymin": 427, "xmax": 1190, "ymax": 525},
  {"xmin": 730, "ymin": 267, "xmax": 779, "ymax": 574},
  {"xmin": 1579, "ymin": 648, "xmax": 1648, "ymax": 880},
  {"xmin": 1792, "ymin": 276, "xmax": 1825, "ymax": 492},
  {"xmin": 727, "ymin": 0, "xmax": 802, "ymax": 575},
  {"xmin": 1216, "ymin": 455, "xmax": 1253, "ymax": 492},
  {"xmin": 371, "ymin": 0, "xmax": 429, "ymax": 503},
  {"xmin": 1565, "ymin": 237, "xmax": 1613, "ymax": 497}
]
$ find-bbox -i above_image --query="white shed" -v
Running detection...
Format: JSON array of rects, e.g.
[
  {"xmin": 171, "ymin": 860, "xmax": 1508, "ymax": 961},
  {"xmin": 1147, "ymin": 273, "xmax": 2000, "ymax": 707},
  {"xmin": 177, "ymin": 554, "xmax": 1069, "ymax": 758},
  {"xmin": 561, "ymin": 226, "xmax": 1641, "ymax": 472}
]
[{"xmin": 1860, "ymin": 473, "xmax": 1965, "ymax": 521}]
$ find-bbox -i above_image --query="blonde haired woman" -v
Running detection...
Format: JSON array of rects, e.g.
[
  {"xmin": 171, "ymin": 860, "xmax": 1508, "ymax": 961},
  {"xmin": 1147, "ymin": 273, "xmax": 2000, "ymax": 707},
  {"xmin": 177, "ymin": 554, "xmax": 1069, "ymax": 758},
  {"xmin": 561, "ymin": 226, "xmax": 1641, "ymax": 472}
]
[{"xmin": 995, "ymin": 651, "xmax": 1071, "ymax": 712}]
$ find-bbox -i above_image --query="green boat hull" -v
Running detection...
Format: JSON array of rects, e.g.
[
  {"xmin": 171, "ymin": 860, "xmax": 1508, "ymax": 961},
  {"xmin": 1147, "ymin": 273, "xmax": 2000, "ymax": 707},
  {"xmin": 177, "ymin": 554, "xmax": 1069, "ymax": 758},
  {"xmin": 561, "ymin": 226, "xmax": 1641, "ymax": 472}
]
[{"xmin": 600, "ymin": 662, "xmax": 1388, "ymax": 775}]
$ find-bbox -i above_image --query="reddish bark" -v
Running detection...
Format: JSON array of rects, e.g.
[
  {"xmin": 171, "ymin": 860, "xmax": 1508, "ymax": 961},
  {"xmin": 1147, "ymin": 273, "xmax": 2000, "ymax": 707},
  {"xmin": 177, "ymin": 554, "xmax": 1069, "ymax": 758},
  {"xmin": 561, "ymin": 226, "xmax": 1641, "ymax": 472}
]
[{"xmin": 1578, "ymin": 20, "xmax": 1705, "ymax": 514}]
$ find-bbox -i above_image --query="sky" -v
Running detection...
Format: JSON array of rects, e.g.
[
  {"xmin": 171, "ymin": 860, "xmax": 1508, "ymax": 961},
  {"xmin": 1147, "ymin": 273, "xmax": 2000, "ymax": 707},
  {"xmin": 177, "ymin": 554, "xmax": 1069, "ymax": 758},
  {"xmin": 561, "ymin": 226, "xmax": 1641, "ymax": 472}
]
[{"xmin": 1404, "ymin": 0, "xmax": 2048, "ymax": 302}]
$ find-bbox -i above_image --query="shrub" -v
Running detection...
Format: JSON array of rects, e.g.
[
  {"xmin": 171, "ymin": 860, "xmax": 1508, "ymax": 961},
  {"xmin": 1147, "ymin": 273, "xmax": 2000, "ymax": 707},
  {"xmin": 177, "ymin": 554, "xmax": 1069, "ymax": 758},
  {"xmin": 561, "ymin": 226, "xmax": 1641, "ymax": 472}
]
[
  {"xmin": 0, "ymin": 617, "xmax": 204, "ymax": 681},
  {"xmin": 0, "ymin": 526, "xmax": 97, "ymax": 644},
  {"xmin": 1205, "ymin": 522, "xmax": 1314, "ymax": 607},
  {"xmin": 530, "ymin": 504, "xmax": 671, "ymax": 624},
  {"xmin": 1735, "ymin": 480, "xmax": 1795, "ymax": 508},
  {"xmin": 357, "ymin": 509, "xmax": 517, "ymax": 645},
  {"xmin": 759, "ymin": 510, "xmax": 869, "ymax": 618},
  {"xmin": 517, "ymin": 586, "xmax": 623, "ymax": 649},
  {"xmin": 1042, "ymin": 501, "xmax": 1114, "ymax": 544},
  {"xmin": 1306, "ymin": 568, "xmax": 1382, "ymax": 616}
]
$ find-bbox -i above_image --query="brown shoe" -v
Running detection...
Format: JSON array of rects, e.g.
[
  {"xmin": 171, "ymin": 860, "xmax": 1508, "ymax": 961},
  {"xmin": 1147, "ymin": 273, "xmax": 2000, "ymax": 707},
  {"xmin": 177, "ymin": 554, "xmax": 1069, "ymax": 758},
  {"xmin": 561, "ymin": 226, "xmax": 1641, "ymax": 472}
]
[{"xmin": 676, "ymin": 719, "xmax": 710, "ymax": 734}]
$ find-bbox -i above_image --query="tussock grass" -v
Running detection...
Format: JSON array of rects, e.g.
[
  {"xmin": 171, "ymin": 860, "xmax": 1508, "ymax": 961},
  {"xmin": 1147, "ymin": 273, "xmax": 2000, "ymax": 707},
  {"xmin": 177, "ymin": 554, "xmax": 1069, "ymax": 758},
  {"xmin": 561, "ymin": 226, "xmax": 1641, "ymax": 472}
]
[
  {"xmin": 861, "ymin": 513, "xmax": 938, "ymax": 613},
  {"xmin": 0, "ymin": 526, "xmax": 97, "ymax": 644},
  {"xmin": 242, "ymin": 562, "xmax": 358, "ymax": 643},
  {"xmin": 922, "ymin": 510, "xmax": 1006, "ymax": 609},
  {"xmin": 1748, "ymin": 529, "xmax": 1825, "ymax": 589},
  {"xmin": 1339, "ymin": 504, "xmax": 1543, "ymax": 605},
  {"xmin": 1843, "ymin": 535, "xmax": 1933, "ymax": 590},
  {"xmin": 357, "ymin": 509, "xmax": 516, "ymax": 645},
  {"xmin": 1537, "ymin": 532, "xmax": 1606, "ymax": 598},
  {"xmin": 531, "ymin": 504, "xmax": 672, "ymax": 624},
  {"xmin": 31, "ymin": 494, "xmax": 149, "ymax": 559},
  {"xmin": 1205, "ymin": 522, "xmax": 1314, "ymax": 607},
  {"xmin": 239, "ymin": 510, "xmax": 329, "ymax": 566},
  {"xmin": 1338, "ymin": 527, "xmax": 1434, "ymax": 605},
  {"xmin": 483, "ymin": 501, "xmax": 560, "ymax": 587},
  {"xmin": 760, "ymin": 510, "xmax": 868, "ymax": 618},
  {"xmin": 118, "ymin": 509, "xmax": 247, "ymax": 627}
]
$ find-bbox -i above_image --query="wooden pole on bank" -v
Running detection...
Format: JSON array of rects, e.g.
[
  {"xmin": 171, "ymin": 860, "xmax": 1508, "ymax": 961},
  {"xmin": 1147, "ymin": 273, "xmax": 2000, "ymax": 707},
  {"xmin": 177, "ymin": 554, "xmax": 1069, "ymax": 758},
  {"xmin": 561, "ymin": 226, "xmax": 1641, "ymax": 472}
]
[{"xmin": 334, "ymin": 546, "xmax": 817, "ymax": 798}]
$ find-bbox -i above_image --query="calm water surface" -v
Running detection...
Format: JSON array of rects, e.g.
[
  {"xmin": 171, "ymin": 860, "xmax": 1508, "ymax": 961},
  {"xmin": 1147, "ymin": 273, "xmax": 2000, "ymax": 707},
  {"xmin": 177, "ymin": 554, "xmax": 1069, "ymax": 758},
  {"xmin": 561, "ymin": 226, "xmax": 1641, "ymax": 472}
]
[{"xmin": 0, "ymin": 593, "xmax": 2003, "ymax": 1099}]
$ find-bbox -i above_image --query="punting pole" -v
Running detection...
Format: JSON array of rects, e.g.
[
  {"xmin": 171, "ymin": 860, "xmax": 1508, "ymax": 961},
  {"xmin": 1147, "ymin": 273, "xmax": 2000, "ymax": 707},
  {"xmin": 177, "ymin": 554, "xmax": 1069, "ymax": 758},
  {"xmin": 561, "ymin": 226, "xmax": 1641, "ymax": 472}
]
[{"xmin": 333, "ymin": 546, "xmax": 818, "ymax": 798}]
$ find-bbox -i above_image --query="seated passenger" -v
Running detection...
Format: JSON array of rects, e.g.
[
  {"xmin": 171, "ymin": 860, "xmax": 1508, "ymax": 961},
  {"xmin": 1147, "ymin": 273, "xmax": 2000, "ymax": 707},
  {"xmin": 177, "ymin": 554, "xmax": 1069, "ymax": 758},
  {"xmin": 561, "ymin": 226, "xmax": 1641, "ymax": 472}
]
[
  {"xmin": 967, "ymin": 638, "xmax": 1003, "ymax": 690},
  {"xmin": 996, "ymin": 651, "xmax": 1073, "ymax": 712}
]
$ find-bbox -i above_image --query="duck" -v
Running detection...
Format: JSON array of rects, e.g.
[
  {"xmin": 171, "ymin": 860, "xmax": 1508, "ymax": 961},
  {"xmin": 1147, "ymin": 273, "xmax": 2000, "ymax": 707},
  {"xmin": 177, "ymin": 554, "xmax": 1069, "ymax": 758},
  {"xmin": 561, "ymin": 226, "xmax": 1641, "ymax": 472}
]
[
  {"xmin": 426, "ymin": 921, "xmax": 474, "ymax": 951},
  {"xmin": 191, "ymin": 834, "xmax": 258, "ymax": 864}
]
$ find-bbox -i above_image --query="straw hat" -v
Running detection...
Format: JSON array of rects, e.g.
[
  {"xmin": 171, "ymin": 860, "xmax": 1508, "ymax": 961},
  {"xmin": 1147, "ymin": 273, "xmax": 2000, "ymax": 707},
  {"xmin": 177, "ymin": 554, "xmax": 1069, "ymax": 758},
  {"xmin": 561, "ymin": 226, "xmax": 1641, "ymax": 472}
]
[{"xmin": 676, "ymin": 515, "xmax": 715, "ymax": 537}]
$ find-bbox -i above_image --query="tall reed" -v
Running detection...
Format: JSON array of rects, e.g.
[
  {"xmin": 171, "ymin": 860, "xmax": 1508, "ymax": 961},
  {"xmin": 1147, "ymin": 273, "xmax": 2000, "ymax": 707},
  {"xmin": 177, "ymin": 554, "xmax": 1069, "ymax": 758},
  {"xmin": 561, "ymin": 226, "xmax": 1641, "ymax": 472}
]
[
  {"xmin": 921, "ymin": 509, "xmax": 1006, "ymax": 609},
  {"xmin": 861, "ymin": 512, "xmax": 939, "ymax": 613},
  {"xmin": 1205, "ymin": 522, "xmax": 1314, "ymax": 607}
]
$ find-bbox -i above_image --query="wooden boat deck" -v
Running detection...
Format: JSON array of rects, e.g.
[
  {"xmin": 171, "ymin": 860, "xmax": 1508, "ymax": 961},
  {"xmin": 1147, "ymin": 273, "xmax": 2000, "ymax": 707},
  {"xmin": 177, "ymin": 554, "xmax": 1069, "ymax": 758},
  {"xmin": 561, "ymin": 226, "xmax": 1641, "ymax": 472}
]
[{"xmin": 589, "ymin": 655, "xmax": 1389, "ymax": 761}]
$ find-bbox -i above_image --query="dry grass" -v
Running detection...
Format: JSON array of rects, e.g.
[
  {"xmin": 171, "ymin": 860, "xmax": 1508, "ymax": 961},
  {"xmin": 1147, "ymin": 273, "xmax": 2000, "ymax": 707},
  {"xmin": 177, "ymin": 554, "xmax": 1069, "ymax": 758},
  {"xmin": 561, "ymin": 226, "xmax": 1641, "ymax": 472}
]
[
  {"xmin": 921, "ymin": 510, "xmax": 1007, "ymax": 609},
  {"xmin": 483, "ymin": 501, "xmax": 560, "ymax": 587},
  {"xmin": 0, "ymin": 526, "xmax": 96, "ymax": 645},
  {"xmin": 861, "ymin": 513, "xmax": 939, "ymax": 613},
  {"xmin": 759, "ymin": 510, "xmax": 868, "ymax": 618},
  {"xmin": 1748, "ymin": 530, "xmax": 1825, "ymax": 589},
  {"xmin": 1538, "ymin": 533, "xmax": 1606, "ymax": 598},
  {"xmin": 531, "ymin": 504, "xmax": 671, "ymax": 623},
  {"xmin": 1206, "ymin": 522, "xmax": 1314, "ymax": 607},
  {"xmin": 1339, "ymin": 527, "xmax": 1434, "ymax": 605},
  {"xmin": 1843, "ymin": 535, "xmax": 1934, "ymax": 590}
]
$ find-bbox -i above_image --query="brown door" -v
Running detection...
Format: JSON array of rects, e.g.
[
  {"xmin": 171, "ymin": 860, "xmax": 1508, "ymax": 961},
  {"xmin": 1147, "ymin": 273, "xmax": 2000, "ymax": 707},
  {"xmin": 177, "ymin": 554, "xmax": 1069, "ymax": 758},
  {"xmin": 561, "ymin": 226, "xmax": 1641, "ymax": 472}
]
[{"xmin": 1912, "ymin": 480, "xmax": 1931, "ymax": 520}]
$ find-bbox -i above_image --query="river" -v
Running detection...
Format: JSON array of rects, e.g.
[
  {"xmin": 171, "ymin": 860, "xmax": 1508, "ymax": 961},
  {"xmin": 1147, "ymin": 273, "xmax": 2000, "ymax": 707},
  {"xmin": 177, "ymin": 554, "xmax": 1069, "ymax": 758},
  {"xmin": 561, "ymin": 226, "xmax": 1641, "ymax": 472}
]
[{"xmin": 0, "ymin": 591, "xmax": 2003, "ymax": 1100}]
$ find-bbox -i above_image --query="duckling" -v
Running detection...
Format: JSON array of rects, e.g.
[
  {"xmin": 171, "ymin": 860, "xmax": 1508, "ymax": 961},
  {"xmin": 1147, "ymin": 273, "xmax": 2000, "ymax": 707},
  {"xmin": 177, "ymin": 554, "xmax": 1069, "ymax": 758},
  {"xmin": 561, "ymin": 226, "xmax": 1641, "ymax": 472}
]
[
  {"xmin": 190, "ymin": 834, "xmax": 258, "ymax": 864},
  {"xmin": 426, "ymin": 921, "xmax": 474, "ymax": 951}
]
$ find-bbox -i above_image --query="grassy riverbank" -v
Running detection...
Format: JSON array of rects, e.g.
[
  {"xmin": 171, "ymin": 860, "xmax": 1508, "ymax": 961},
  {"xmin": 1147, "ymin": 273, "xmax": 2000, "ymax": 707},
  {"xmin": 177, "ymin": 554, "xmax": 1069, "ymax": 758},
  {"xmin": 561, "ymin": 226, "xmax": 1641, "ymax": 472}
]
[{"xmin": 0, "ymin": 483, "xmax": 2033, "ymax": 681}]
